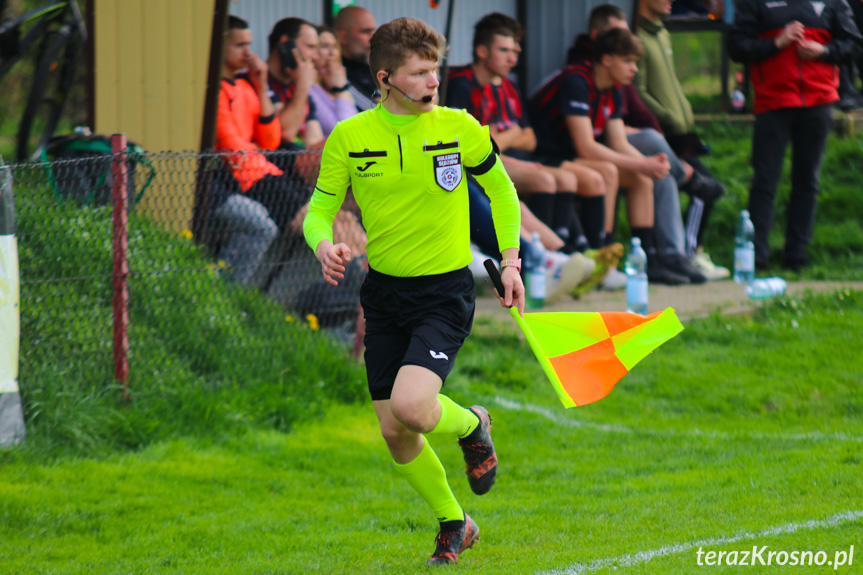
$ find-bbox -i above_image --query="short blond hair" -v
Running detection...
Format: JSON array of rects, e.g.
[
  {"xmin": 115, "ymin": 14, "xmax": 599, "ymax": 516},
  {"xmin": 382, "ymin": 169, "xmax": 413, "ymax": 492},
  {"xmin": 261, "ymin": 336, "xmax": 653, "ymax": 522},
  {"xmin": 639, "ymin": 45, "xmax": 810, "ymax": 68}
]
[{"xmin": 369, "ymin": 18, "xmax": 446, "ymax": 88}]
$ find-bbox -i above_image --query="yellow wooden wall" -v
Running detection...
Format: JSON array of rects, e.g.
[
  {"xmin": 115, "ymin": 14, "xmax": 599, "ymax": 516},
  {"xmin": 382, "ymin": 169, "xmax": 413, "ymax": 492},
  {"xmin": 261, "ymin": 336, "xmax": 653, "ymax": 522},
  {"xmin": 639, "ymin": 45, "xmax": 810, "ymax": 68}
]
[{"xmin": 94, "ymin": 0, "xmax": 215, "ymax": 231}]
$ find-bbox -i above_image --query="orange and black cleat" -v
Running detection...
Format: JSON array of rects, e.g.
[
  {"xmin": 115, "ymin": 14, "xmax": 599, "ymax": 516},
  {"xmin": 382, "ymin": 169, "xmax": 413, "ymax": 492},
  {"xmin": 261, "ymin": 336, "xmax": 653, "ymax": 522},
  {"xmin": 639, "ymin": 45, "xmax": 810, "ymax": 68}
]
[
  {"xmin": 458, "ymin": 405, "xmax": 497, "ymax": 495},
  {"xmin": 426, "ymin": 513, "xmax": 480, "ymax": 566}
]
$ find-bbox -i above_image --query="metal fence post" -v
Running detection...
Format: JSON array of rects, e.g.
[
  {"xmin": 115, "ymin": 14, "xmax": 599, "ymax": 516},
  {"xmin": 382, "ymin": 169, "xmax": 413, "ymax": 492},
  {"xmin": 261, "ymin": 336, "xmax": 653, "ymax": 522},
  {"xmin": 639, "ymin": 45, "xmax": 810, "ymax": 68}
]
[
  {"xmin": 111, "ymin": 134, "xmax": 130, "ymax": 400},
  {"xmin": 0, "ymin": 156, "xmax": 25, "ymax": 446}
]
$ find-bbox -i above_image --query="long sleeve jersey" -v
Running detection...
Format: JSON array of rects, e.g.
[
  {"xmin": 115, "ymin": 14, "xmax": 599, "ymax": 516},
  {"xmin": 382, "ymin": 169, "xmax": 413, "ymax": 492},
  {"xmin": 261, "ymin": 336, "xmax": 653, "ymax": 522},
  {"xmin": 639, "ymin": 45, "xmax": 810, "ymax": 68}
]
[{"xmin": 304, "ymin": 104, "xmax": 520, "ymax": 277}]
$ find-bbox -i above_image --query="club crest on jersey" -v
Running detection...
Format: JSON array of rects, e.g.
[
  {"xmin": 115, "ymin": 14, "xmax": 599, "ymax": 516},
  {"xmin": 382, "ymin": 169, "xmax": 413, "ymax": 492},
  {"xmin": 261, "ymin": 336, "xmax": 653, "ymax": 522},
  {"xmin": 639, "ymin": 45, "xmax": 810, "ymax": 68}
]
[
  {"xmin": 434, "ymin": 152, "xmax": 462, "ymax": 192},
  {"xmin": 811, "ymin": 1, "xmax": 825, "ymax": 16}
]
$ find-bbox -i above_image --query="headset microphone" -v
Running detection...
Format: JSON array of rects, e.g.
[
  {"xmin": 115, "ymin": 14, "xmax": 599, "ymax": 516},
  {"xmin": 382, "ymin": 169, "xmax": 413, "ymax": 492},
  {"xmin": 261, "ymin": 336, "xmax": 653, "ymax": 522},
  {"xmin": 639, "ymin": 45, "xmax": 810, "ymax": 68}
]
[{"xmin": 383, "ymin": 75, "xmax": 433, "ymax": 104}]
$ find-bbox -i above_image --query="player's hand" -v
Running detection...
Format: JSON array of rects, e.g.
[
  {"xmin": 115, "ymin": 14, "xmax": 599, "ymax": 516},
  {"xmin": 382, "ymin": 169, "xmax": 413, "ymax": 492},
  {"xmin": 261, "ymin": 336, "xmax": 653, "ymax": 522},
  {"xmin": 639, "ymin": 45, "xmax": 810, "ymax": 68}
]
[
  {"xmin": 247, "ymin": 54, "xmax": 268, "ymax": 91},
  {"xmin": 316, "ymin": 241, "xmax": 352, "ymax": 286},
  {"xmin": 776, "ymin": 21, "xmax": 804, "ymax": 49},
  {"xmin": 499, "ymin": 265, "xmax": 526, "ymax": 316},
  {"xmin": 641, "ymin": 153, "xmax": 670, "ymax": 180},
  {"xmin": 796, "ymin": 39, "xmax": 825, "ymax": 60}
]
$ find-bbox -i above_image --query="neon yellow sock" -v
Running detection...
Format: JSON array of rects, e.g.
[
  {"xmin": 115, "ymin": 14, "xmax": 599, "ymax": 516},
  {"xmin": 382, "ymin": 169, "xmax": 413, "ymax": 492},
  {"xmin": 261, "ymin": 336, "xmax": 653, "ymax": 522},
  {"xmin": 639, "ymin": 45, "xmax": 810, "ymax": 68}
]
[
  {"xmin": 430, "ymin": 394, "xmax": 479, "ymax": 438},
  {"xmin": 394, "ymin": 437, "xmax": 464, "ymax": 523}
]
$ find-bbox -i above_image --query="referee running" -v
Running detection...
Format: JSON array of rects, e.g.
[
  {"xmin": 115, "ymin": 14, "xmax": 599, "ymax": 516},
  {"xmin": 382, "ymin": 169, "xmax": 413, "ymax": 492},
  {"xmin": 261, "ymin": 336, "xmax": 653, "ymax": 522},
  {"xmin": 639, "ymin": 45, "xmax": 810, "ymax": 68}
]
[{"xmin": 303, "ymin": 17, "xmax": 524, "ymax": 566}]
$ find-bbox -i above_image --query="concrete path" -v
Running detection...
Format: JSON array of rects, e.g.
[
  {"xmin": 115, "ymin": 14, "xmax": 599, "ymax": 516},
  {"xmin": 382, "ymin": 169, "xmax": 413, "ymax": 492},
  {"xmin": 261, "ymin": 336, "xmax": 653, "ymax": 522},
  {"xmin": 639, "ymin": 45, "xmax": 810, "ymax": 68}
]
[{"xmin": 474, "ymin": 278, "xmax": 863, "ymax": 321}]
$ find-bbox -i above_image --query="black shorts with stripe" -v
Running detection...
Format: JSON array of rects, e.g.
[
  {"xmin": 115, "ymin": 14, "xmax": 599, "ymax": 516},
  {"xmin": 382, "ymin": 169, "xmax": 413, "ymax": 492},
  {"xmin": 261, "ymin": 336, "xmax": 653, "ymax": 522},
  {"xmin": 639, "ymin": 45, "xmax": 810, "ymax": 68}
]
[{"xmin": 360, "ymin": 266, "xmax": 475, "ymax": 401}]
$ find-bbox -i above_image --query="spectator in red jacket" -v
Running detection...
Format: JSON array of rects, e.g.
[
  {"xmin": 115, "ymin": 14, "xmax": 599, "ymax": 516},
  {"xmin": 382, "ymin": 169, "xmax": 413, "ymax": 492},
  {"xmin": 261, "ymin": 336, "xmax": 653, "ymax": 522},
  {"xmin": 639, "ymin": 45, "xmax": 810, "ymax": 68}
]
[{"xmin": 729, "ymin": 0, "xmax": 862, "ymax": 270}]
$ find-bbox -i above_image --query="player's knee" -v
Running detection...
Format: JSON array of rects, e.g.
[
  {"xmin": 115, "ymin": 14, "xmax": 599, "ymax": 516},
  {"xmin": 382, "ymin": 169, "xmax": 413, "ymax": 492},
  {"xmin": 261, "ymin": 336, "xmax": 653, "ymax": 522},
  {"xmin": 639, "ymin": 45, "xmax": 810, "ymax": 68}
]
[
  {"xmin": 601, "ymin": 162, "xmax": 619, "ymax": 185},
  {"xmin": 529, "ymin": 171, "xmax": 555, "ymax": 194},
  {"xmin": 379, "ymin": 421, "xmax": 413, "ymax": 448},
  {"xmin": 390, "ymin": 396, "xmax": 435, "ymax": 433},
  {"xmin": 558, "ymin": 171, "xmax": 578, "ymax": 192},
  {"xmin": 589, "ymin": 172, "xmax": 606, "ymax": 196}
]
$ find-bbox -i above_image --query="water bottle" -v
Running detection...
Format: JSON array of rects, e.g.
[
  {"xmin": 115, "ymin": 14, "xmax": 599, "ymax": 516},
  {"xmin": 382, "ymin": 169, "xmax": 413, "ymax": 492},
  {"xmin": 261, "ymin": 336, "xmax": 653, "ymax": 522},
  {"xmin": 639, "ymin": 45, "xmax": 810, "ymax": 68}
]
[
  {"xmin": 734, "ymin": 210, "xmax": 755, "ymax": 284},
  {"xmin": 525, "ymin": 232, "xmax": 546, "ymax": 310},
  {"xmin": 746, "ymin": 277, "xmax": 786, "ymax": 299},
  {"xmin": 624, "ymin": 237, "xmax": 648, "ymax": 315}
]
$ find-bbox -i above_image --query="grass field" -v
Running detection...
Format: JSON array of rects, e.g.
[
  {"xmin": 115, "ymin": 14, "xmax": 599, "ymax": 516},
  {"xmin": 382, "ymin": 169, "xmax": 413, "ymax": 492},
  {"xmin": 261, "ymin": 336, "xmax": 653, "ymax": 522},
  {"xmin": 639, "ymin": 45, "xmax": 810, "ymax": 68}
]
[{"xmin": 2, "ymin": 289, "xmax": 861, "ymax": 574}]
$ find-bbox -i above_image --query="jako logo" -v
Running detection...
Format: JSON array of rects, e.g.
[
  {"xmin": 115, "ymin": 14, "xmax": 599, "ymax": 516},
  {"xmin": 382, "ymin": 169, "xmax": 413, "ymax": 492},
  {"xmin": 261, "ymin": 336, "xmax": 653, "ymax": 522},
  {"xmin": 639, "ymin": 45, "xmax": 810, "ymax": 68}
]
[
  {"xmin": 430, "ymin": 350, "xmax": 449, "ymax": 360},
  {"xmin": 357, "ymin": 161, "xmax": 377, "ymax": 172}
]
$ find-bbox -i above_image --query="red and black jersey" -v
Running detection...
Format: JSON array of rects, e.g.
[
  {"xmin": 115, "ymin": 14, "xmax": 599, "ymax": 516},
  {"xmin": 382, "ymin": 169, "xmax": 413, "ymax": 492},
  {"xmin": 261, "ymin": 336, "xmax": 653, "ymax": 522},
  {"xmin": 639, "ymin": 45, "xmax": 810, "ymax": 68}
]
[
  {"xmin": 445, "ymin": 65, "xmax": 527, "ymax": 132},
  {"xmin": 728, "ymin": 0, "xmax": 863, "ymax": 113},
  {"xmin": 527, "ymin": 60, "xmax": 623, "ymax": 161}
]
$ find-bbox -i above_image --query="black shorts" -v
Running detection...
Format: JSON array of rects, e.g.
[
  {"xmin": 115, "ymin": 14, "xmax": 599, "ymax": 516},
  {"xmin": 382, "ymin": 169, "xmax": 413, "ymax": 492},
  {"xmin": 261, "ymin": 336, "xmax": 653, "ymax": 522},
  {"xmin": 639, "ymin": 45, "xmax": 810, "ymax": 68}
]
[{"xmin": 361, "ymin": 266, "xmax": 475, "ymax": 401}]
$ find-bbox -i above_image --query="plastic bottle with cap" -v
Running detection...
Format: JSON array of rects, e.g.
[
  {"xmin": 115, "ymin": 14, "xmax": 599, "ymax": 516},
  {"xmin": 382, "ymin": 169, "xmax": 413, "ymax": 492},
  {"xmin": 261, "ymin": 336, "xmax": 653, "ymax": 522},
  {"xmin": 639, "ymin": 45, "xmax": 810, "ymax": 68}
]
[
  {"xmin": 734, "ymin": 209, "xmax": 755, "ymax": 284},
  {"xmin": 624, "ymin": 237, "xmax": 648, "ymax": 315},
  {"xmin": 525, "ymin": 232, "xmax": 546, "ymax": 310}
]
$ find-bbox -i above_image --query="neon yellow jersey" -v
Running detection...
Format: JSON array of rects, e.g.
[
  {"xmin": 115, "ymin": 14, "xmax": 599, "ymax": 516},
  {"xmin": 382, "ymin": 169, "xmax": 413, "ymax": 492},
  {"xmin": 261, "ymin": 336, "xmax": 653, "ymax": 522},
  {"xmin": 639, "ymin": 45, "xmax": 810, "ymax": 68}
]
[{"xmin": 304, "ymin": 104, "xmax": 520, "ymax": 277}]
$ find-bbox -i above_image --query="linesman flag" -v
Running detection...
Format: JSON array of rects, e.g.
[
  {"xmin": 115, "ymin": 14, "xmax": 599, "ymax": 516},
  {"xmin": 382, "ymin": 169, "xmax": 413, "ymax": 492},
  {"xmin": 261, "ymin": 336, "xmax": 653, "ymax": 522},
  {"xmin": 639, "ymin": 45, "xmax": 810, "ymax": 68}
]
[{"xmin": 484, "ymin": 260, "xmax": 684, "ymax": 408}]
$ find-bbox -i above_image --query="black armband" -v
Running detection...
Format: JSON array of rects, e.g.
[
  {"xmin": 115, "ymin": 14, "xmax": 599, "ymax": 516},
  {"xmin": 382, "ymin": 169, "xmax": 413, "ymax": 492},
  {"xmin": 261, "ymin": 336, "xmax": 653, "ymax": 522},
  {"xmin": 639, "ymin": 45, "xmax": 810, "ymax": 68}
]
[
  {"xmin": 465, "ymin": 151, "xmax": 497, "ymax": 176},
  {"xmin": 259, "ymin": 113, "xmax": 276, "ymax": 124}
]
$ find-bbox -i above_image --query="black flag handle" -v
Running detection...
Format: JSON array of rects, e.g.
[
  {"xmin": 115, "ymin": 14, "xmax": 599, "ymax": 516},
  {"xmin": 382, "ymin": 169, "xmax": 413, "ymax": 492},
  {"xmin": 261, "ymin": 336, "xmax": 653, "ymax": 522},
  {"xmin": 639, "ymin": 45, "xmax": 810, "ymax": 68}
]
[{"xmin": 483, "ymin": 258, "xmax": 506, "ymax": 299}]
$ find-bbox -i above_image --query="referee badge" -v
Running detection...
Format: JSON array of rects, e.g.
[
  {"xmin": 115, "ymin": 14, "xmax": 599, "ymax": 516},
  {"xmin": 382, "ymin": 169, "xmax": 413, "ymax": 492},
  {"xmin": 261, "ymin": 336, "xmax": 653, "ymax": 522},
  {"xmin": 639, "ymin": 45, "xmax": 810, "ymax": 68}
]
[{"xmin": 433, "ymin": 152, "xmax": 462, "ymax": 192}]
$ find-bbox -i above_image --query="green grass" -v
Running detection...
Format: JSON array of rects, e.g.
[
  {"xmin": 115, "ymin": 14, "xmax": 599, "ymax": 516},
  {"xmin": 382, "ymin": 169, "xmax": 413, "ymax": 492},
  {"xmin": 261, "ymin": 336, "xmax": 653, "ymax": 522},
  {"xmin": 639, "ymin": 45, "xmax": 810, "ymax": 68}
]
[{"xmin": 2, "ymin": 289, "xmax": 862, "ymax": 574}]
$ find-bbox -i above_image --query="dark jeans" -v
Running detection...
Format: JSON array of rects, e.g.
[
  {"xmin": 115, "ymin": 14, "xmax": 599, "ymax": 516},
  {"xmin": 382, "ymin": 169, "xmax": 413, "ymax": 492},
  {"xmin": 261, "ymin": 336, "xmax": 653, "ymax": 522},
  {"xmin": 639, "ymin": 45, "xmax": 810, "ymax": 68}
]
[
  {"xmin": 467, "ymin": 176, "xmax": 527, "ymax": 258},
  {"xmin": 748, "ymin": 104, "xmax": 832, "ymax": 267}
]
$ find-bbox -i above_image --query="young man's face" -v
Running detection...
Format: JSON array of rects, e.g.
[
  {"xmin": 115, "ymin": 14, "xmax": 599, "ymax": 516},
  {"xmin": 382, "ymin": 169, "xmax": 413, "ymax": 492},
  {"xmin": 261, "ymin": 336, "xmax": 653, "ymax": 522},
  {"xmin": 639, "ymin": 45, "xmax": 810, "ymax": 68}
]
[
  {"xmin": 382, "ymin": 53, "xmax": 439, "ymax": 114},
  {"xmin": 339, "ymin": 10, "xmax": 377, "ymax": 62},
  {"xmin": 294, "ymin": 24, "xmax": 320, "ymax": 63},
  {"xmin": 603, "ymin": 53, "xmax": 639, "ymax": 85},
  {"xmin": 642, "ymin": 0, "xmax": 673, "ymax": 19},
  {"xmin": 224, "ymin": 28, "xmax": 253, "ymax": 74},
  {"xmin": 477, "ymin": 34, "xmax": 520, "ymax": 78}
]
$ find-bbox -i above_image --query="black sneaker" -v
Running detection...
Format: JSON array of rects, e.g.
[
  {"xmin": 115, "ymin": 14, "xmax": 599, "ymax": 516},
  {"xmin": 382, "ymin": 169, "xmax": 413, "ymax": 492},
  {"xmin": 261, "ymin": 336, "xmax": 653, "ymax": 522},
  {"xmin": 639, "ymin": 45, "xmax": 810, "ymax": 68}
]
[
  {"xmin": 458, "ymin": 406, "xmax": 497, "ymax": 495},
  {"xmin": 661, "ymin": 254, "xmax": 708, "ymax": 284},
  {"xmin": 646, "ymin": 260, "xmax": 689, "ymax": 285},
  {"xmin": 682, "ymin": 170, "xmax": 725, "ymax": 202},
  {"xmin": 426, "ymin": 514, "xmax": 480, "ymax": 566}
]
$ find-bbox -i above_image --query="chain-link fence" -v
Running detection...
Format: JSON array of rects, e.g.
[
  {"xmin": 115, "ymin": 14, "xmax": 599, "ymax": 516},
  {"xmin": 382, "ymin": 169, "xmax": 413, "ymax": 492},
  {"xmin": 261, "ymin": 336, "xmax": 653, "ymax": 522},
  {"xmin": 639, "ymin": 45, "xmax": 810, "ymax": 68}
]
[{"xmin": 5, "ymin": 140, "xmax": 367, "ymax": 408}]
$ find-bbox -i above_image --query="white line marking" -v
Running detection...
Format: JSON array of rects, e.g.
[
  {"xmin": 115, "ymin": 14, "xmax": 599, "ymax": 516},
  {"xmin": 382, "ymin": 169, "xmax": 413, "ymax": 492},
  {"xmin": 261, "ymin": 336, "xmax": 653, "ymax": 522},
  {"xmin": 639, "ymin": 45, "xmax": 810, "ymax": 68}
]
[
  {"xmin": 489, "ymin": 396, "xmax": 863, "ymax": 443},
  {"xmin": 539, "ymin": 510, "xmax": 863, "ymax": 575}
]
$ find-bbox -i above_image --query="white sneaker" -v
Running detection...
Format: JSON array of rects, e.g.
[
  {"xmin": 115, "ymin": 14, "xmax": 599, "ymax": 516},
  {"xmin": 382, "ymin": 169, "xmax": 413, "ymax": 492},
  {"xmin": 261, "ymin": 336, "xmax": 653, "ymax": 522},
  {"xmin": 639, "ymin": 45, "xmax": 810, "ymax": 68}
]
[
  {"xmin": 546, "ymin": 252, "xmax": 589, "ymax": 303},
  {"xmin": 468, "ymin": 243, "xmax": 490, "ymax": 280},
  {"xmin": 601, "ymin": 268, "xmax": 627, "ymax": 291},
  {"xmin": 693, "ymin": 249, "xmax": 730, "ymax": 281}
]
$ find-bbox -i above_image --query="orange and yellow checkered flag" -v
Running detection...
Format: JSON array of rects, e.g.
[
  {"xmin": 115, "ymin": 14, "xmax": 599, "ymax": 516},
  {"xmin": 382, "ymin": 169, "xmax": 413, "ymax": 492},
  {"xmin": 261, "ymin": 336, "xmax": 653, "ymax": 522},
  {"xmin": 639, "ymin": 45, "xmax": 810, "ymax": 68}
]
[
  {"xmin": 483, "ymin": 259, "xmax": 684, "ymax": 408},
  {"xmin": 510, "ymin": 307, "xmax": 683, "ymax": 408}
]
